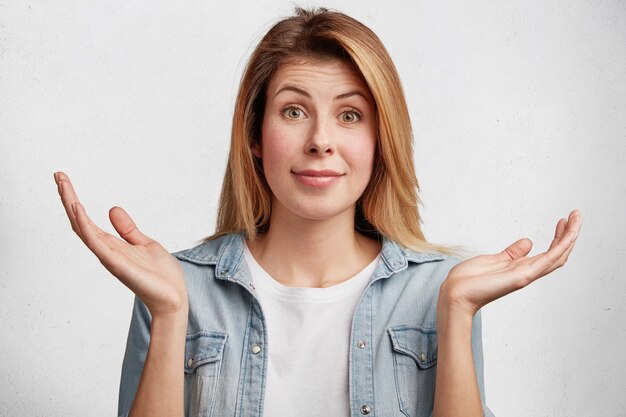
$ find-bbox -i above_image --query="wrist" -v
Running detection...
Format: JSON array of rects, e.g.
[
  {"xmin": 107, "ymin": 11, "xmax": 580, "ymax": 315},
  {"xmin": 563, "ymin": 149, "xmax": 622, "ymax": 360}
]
[
  {"xmin": 151, "ymin": 304, "xmax": 189, "ymax": 331},
  {"xmin": 437, "ymin": 278, "xmax": 478, "ymax": 317},
  {"xmin": 436, "ymin": 290, "xmax": 475, "ymax": 339},
  {"xmin": 437, "ymin": 306, "xmax": 473, "ymax": 338}
]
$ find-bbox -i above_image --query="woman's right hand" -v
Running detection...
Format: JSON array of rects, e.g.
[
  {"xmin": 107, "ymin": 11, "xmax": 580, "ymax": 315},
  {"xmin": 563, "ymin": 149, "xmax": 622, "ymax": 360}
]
[{"xmin": 54, "ymin": 171, "xmax": 187, "ymax": 318}]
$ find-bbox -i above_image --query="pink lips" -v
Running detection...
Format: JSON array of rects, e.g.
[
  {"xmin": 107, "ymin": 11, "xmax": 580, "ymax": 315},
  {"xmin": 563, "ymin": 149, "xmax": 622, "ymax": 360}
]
[{"xmin": 292, "ymin": 169, "xmax": 343, "ymax": 187}]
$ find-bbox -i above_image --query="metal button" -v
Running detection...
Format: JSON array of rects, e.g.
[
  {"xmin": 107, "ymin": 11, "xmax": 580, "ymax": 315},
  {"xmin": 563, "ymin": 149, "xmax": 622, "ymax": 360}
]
[
  {"xmin": 360, "ymin": 404, "xmax": 371, "ymax": 415},
  {"xmin": 187, "ymin": 358, "xmax": 193, "ymax": 367},
  {"xmin": 419, "ymin": 352, "xmax": 426, "ymax": 362},
  {"xmin": 357, "ymin": 340, "xmax": 366, "ymax": 349},
  {"xmin": 251, "ymin": 344, "xmax": 262, "ymax": 354}
]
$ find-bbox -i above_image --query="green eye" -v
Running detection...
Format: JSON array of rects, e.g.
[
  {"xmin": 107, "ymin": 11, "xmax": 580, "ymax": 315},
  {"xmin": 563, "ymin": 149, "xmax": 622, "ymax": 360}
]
[
  {"xmin": 283, "ymin": 106, "xmax": 304, "ymax": 119},
  {"xmin": 340, "ymin": 110, "xmax": 361, "ymax": 123}
]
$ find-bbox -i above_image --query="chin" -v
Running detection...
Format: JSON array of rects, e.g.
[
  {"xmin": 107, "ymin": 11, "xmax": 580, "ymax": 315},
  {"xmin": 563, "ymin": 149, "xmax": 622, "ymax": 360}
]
[{"xmin": 288, "ymin": 201, "xmax": 356, "ymax": 222}]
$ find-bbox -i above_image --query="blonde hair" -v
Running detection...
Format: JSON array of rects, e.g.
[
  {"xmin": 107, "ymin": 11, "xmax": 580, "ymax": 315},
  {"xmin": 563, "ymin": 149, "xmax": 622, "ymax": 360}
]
[{"xmin": 205, "ymin": 6, "xmax": 462, "ymax": 257}]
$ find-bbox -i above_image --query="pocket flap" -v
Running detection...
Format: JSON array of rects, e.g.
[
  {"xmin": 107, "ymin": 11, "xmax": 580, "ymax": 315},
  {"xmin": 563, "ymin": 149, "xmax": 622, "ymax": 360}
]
[
  {"xmin": 387, "ymin": 325, "xmax": 438, "ymax": 369},
  {"xmin": 184, "ymin": 331, "xmax": 228, "ymax": 374}
]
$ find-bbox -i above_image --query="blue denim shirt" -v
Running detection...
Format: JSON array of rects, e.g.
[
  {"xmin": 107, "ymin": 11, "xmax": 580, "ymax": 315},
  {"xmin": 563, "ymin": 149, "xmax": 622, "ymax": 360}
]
[{"xmin": 118, "ymin": 232, "xmax": 495, "ymax": 417}]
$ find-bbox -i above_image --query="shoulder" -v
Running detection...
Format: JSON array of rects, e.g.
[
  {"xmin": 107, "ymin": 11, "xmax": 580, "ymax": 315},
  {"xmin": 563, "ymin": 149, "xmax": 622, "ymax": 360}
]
[
  {"xmin": 390, "ymin": 241, "xmax": 463, "ymax": 287},
  {"xmin": 169, "ymin": 233, "xmax": 246, "ymax": 292},
  {"xmin": 387, "ymin": 238, "xmax": 463, "ymax": 271},
  {"xmin": 171, "ymin": 233, "xmax": 242, "ymax": 266},
  {"xmin": 378, "ymin": 241, "xmax": 462, "ymax": 324},
  {"xmin": 170, "ymin": 233, "xmax": 250, "ymax": 316}
]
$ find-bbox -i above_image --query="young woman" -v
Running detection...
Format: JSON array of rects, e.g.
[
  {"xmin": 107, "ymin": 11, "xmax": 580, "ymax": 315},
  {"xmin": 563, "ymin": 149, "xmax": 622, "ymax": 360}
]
[{"xmin": 54, "ymin": 7, "xmax": 581, "ymax": 417}]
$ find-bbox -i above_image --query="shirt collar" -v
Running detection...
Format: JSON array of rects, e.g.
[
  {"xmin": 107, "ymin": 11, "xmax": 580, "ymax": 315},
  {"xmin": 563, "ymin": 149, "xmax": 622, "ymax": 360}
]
[{"xmin": 173, "ymin": 232, "xmax": 447, "ymax": 284}]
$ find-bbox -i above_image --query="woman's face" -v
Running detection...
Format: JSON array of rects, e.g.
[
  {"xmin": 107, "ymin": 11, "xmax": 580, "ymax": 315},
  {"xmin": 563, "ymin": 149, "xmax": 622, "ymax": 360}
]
[{"xmin": 253, "ymin": 58, "xmax": 377, "ymax": 225}]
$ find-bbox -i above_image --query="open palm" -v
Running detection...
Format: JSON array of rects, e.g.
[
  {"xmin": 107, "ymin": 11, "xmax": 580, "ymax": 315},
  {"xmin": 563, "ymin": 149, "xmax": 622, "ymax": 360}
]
[
  {"xmin": 440, "ymin": 210, "xmax": 582, "ymax": 316},
  {"xmin": 55, "ymin": 172, "xmax": 186, "ymax": 317}
]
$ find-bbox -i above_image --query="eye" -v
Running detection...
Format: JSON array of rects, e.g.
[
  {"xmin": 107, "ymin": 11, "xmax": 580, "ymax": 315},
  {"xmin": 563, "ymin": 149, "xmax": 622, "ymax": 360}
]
[
  {"xmin": 339, "ymin": 109, "xmax": 362, "ymax": 124},
  {"xmin": 281, "ymin": 105, "xmax": 306, "ymax": 120}
]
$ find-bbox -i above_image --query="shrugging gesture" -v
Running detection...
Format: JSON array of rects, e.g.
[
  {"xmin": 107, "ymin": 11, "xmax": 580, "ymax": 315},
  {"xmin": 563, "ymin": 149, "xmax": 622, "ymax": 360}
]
[
  {"xmin": 440, "ymin": 209, "xmax": 582, "ymax": 316},
  {"xmin": 54, "ymin": 172, "xmax": 187, "ymax": 318},
  {"xmin": 55, "ymin": 171, "xmax": 188, "ymax": 416},
  {"xmin": 434, "ymin": 209, "xmax": 582, "ymax": 417}
]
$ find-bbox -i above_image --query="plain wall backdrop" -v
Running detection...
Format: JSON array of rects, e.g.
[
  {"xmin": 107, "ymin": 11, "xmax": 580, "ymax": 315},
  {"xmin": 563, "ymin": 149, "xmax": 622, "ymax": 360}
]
[{"xmin": 1, "ymin": 1, "xmax": 625, "ymax": 416}]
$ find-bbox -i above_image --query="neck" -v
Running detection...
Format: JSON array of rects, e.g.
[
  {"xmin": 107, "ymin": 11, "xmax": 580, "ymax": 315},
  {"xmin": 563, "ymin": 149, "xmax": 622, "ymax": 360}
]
[{"xmin": 246, "ymin": 203, "xmax": 381, "ymax": 288}]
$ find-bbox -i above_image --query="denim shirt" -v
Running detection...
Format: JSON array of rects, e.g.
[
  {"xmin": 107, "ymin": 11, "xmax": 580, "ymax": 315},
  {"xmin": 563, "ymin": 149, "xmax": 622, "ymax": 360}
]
[{"xmin": 118, "ymin": 232, "xmax": 495, "ymax": 417}]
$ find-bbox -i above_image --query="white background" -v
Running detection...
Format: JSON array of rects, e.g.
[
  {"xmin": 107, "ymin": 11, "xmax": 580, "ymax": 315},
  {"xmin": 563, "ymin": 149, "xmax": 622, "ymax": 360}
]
[{"xmin": 1, "ymin": 1, "xmax": 625, "ymax": 416}]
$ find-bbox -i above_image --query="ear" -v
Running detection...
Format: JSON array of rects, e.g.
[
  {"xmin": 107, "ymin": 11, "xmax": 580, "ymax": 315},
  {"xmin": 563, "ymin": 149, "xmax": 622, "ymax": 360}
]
[{"xmin": 251, "ymin": 141, "xmax": 262, "ymax": 158}]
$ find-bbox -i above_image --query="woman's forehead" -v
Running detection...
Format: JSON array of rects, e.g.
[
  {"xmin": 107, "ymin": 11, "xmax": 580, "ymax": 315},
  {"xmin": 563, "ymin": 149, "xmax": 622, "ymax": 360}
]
[
  {"xmin": 268, "ymin": 58, "xmax": 369, "ymax": 89},
  {"xmin": 267, "ymin": 58, "xmax": 373, "ymax": 101}
]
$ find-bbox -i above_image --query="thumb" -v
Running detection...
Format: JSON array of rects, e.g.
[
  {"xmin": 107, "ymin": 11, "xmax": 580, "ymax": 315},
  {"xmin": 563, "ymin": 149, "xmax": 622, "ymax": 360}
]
[
  {"xmin": 109, "ymin": 206, "xmax": 152, "ymax": 246},
  {"xmin": 496, "ymin": 238, "xmax": 533, "ymax": 261}
]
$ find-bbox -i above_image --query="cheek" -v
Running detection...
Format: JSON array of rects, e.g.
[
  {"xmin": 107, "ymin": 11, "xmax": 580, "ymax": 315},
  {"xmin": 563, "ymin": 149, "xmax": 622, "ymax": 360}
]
[
  {"xmin": 345, "ymin": 138, "xmax": 377, "ymax": 171},
  {"xmin": 260, "ymin": 120, "xmax": 295, "ymax": 170}
]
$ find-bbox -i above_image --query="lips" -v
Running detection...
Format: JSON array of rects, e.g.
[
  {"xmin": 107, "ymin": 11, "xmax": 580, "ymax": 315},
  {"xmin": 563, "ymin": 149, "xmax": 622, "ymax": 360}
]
[
  {"xmin": 292, "ymin": 169, "xmax": 343, "ymax": 177},
  {"xmin": 291, "ymin": 169, "xmax": 344, "ymax": 187}
]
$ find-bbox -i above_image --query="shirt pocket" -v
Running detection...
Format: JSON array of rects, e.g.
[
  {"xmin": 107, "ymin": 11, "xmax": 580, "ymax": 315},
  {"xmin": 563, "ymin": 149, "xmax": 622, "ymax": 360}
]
[
  {"xmin": 387, "ymin": 325, "xmax": 438, "ymax": 417},
  {"xmin": 184, "ymin": 331, "xmax": 228, "ymax": 417}
]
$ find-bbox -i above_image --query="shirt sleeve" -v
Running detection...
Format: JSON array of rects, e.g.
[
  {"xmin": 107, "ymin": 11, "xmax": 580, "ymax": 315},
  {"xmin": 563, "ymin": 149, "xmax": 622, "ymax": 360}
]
[
  {"xmin": 117, "ymin": 296, "xmax": 152, "ymax": 417},
  {"xmin": 472, "ymin": 309, "xmax": 496, "ymax": 417}
]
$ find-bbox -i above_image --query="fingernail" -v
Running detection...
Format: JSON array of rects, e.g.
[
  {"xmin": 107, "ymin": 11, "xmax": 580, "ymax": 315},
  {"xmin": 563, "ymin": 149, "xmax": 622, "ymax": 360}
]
[
  {"xmin": 71, "ymin": 202, "xmax": 78, "ymax": 215},
  {"xmin": 571, "ymin": 232, "xmax": 578, "ymax": 242},
  {"xmin": 53, "ymin": 172, "xmax": 58, "ymax": 182}
]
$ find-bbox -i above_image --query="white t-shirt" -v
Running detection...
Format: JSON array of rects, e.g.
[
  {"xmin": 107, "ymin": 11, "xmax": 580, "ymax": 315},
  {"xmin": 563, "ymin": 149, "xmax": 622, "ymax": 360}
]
[{"xmin": 243, "ymin": 243, "xmax": 380, "ymax": 417}]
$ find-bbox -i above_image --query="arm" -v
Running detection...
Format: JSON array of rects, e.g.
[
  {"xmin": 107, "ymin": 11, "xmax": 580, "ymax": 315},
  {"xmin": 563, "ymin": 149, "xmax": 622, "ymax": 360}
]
[
  {"xmin": 118, "ymin": 296, "xmax": 151, "ymax": 417},
  {"xmin": 433, "ymin": 210, "xmax": 582, "ymax": 417},
  {"xmin": 130, "ymin": 309, "xmax": 187, "ymax": 417},
  {"xmin": 55, "ymin": 172, "xmax": 188, "ymax": 417},
  {"xmin": 118, "ymin": 297, "xmax": 188, "ymax": 417},
  {"xmin": 433, "ymin": 306, "xmax": 484, "ymax": 417}
]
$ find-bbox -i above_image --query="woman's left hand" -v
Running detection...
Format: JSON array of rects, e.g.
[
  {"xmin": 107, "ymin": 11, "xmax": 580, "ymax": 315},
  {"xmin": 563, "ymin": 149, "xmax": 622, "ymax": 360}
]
[{"xmin": 439, "ymin": 209, "xmax": 582, "ymax": 317}]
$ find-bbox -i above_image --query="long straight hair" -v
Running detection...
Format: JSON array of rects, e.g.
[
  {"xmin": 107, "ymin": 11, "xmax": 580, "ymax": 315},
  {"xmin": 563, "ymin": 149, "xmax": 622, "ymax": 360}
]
[{"xmin": 205, "ymin": 6, "xmax": 461, "ymax": 256}]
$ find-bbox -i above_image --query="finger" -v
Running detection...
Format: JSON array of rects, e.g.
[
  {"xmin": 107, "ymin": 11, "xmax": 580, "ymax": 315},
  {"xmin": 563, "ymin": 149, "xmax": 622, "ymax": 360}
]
[
  {"xmin": 109, "ymin": 206, "xmax": 153, "ymax": 246},
  {"xmin": 72, "ymin": 202, "xmax": 117, "ymax": 258},
  {"xmin": 525, "ymin": 211, "xmax": 581, "ymax": 278},
  {"xmin": 541, "ymin": 212, "xmax": 583, "ymax": 276},
  {"xmin": 564, "ymin": 209, "xmax": 582, "ymax": 237},
  {"xmin": 541, "ymin": 235, "xmax": 579, "ymax": 277},
  {"xmin": 56, "ymin": 172, "xmax": 88, "ymax": 238},
  {"xmin": 548, "ymin": 218, "xmax": 566, "ymax": 251},
  {"xmin": 57, "ymin": 173, "xmax": 108, "ymax": 239},
  {"xmin": 556, "ymin": 217, "xmax": 566, "ymax": 238},
  {"xmin": 493, "ymin": 238, "xmax": 533, "ymax": 262},
  {"xmin": 73, "ymin": 202, "xmax": 150, "ymax": 286}
]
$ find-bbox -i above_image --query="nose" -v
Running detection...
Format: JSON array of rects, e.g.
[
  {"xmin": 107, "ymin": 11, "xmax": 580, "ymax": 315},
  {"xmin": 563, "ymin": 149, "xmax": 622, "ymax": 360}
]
[{"xmin": 305, "ymin": 118, "xmax": 334, "ymax": 156}]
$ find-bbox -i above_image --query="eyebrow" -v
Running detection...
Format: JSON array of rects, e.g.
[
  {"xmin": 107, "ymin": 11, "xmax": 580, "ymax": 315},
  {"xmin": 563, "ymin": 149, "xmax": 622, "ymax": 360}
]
[{"xmin": 273, "ymin": 85, "xmax": 370, "ymax": 103}]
